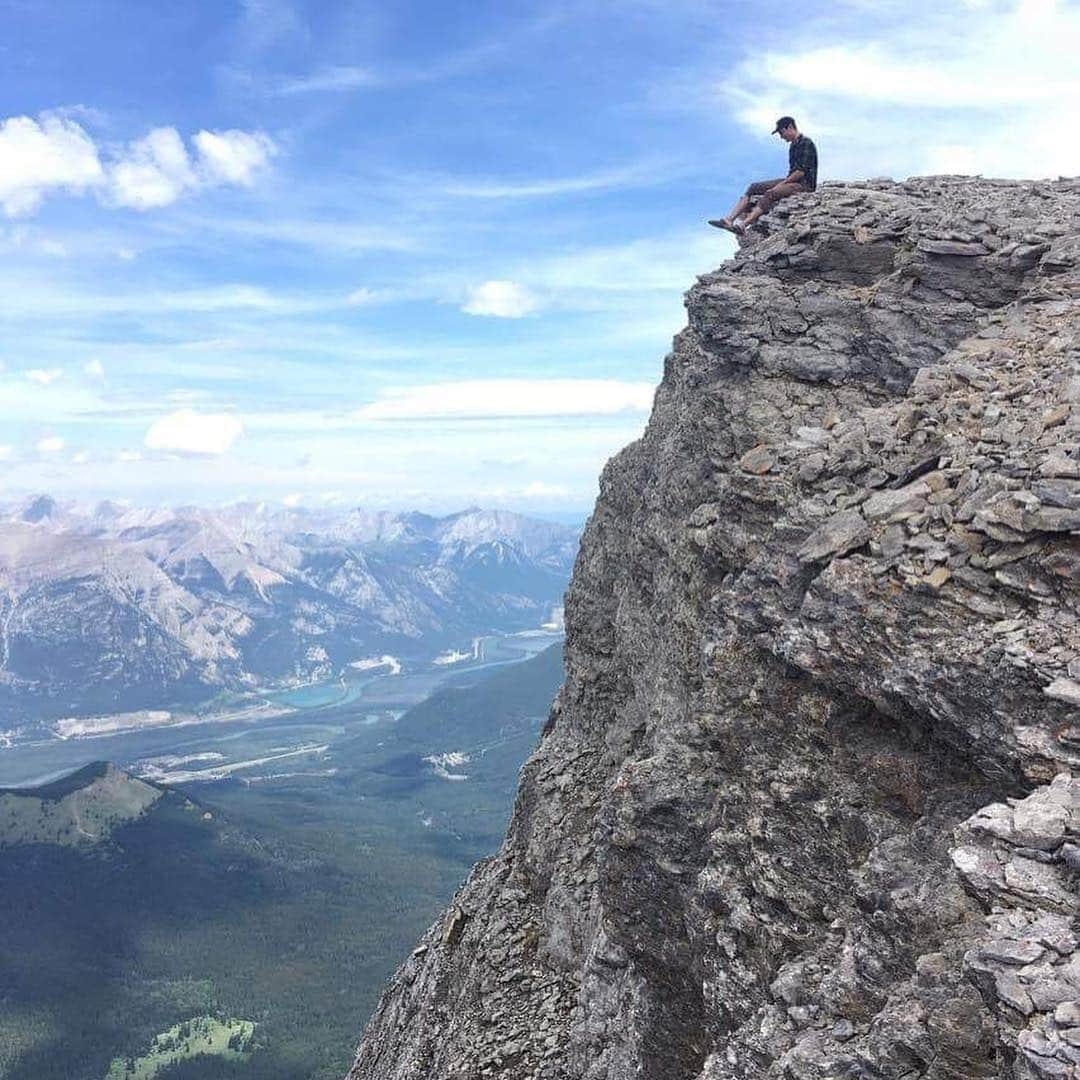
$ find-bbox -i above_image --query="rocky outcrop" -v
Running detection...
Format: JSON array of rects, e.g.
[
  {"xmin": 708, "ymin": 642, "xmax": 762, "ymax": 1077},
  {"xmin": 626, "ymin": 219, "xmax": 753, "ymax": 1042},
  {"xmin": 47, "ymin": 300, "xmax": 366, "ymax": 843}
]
[
  {"xmin": 953, "ymin": 776, "xmax": 1080, "ymax": 1079},
  {"xmin": 347, "ymin": 176, "xmax": 1080, "ymax": 1080}
]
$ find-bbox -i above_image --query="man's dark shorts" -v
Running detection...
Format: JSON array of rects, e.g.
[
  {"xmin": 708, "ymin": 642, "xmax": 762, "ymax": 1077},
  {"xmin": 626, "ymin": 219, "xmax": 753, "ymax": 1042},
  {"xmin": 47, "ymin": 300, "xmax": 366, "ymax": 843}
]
[{"xmin": 745, "ymin": 178, "xmax": 810, "ymax": 212}]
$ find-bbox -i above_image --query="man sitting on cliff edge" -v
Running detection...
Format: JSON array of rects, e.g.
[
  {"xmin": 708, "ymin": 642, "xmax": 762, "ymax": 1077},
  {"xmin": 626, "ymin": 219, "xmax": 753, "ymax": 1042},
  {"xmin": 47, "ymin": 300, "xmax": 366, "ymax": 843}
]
[{"xmin": 709, "ymin": 116, "xmax": 818, "ymax": 236}]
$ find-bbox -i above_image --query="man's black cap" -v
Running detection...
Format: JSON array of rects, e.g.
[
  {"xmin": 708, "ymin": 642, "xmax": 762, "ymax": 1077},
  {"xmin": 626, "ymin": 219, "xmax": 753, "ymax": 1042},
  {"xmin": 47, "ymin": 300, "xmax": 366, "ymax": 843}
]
[{"xmin": 772, "ymin": 116, "xmax": 796, "ymax": 134}]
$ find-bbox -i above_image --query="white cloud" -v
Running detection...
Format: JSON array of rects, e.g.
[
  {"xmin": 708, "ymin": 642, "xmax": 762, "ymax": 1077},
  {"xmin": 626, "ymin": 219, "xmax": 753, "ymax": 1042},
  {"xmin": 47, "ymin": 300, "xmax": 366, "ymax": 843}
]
[
  {"xmin": 144, "ymin": 409, "xmax": 244, "ymax": 456},
  {"xmin": 354, "ymin": 378, "xmax": 654, "ymax": 420},
  {"xmin": 25, "ymin": 367, "xmax": 63, "ymax": 385},
  {"xmin": 84, "ymin": 359, "xmax": 105, "ymax": 379},
  {"xmin": 0, "ymin": 445, "xmax": 12, "ymax": 461},
  {"xmin": 36, "ymin": 435, "xmax": 65, "ymax": 454},
  {"xmin": 281, "ymin": 492, "xmax": 303, "ymax": 507},
  {"xmin": 192, "ymin": 129, "xmax": 276, "ymax": 186},
  {"xmin": 346, "ymin": 287, "xmax": 376, "ymax": 306},
  {"xmin": 0, "ymin": 113, "xmax": 276, "ymax": 216},
  {"xmin": 117, "ymin": 450, "xmax": 143, "ymax": 463},
  {"xmin": 0, "ymin": 113, "xmax": 103, "ymax": 216},
  {"xmin": 72, "ymin": 450, "xmax": 90, "ymax": 464},
  {"xmin": 108, "ymin": 127, "xmax": 198, "ymax": 210},
  {"xmin": 723, "ymin": 0, "xmax": 1080, "ymax": 179},
  {"xmin": 463, "ymin": 280, "xmax": 541, "ymax": 318}
]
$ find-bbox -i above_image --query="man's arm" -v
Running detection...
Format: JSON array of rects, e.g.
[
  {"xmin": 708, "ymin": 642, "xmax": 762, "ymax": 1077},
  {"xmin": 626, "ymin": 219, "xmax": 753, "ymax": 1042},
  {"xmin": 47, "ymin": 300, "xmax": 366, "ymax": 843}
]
[{"xmin": 767, "ymin": 169, "xmax": 802, "ymax": 188}]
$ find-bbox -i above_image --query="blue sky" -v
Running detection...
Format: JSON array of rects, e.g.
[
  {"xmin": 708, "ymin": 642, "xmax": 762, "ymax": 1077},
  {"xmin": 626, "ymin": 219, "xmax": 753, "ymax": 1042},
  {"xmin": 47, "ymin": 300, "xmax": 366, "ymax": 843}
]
[{"xmin": 1, "ymin": 0, "xmax": 1077, "ymax": 514}]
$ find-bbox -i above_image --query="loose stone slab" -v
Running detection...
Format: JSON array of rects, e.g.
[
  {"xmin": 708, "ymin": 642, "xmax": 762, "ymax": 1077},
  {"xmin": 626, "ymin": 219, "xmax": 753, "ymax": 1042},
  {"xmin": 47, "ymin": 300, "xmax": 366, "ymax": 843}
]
[{"xmin": 797, "ymin": 510, "xmax": 871, "ymax": 563}]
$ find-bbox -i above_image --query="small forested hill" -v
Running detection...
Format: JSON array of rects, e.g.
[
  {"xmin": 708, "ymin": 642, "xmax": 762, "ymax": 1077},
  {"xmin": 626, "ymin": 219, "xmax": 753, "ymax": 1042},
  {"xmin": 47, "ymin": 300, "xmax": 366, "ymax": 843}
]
[
  {"xmin": 0, "ymin": 768, "xmax": 279, "ymax": 1080},
  {"xmin": 0, "ymin": 761, "xmax": 164, "ymax": 846}
]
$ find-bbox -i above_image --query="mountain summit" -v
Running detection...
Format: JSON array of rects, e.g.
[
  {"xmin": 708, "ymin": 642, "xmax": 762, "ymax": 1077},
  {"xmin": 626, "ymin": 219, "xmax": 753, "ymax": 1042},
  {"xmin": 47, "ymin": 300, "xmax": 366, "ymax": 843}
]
[{"xmin": 347, "ymin": 177, "xmax": 1080, "ymax": 1080}]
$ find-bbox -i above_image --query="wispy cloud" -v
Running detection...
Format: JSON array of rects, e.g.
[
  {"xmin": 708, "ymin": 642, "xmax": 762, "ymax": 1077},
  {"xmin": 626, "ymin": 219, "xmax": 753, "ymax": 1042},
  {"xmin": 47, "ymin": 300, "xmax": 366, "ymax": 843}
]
[
  {"xmin": 246, "ymin": 5, "xmax": 574, "ymax": 100},
  {"xmin": 237, "ymin": 0, "xmax": 307, "ymax": 53},
  {"xmin": 274, "ymin": 65, "xmax": 377, "ymax": 95},
  {"xmin": 0, "ymin": 222, "xmax": 74, "ymax": 258},
  {"xmin": 191, "ymin": 215, "xmax": 420, "ymax": 254},
  {"xmin": 757, "ymin": 41, "xmax": 1079, "ymax": 110},
  {"xmin": 722, "ymin": 0, "xmax": 1080, "ymax": 179},
  {"xmin": 353, "ymin": 378, "xmax": 654, "ymax": 421},
  {"xmin": 0, "ymin": 280, "xmax": 339, "ymax": 319},
  {"xmin": 437, "ymin": 162, "xmax": 674, "ymax": 199},
  {"xmin": 514, "ymin": 230, "xmax": 732, "ymax": 301},
  {"xmin": 409, "ymin": 230, "xmax": 730, "ymax": 327}
]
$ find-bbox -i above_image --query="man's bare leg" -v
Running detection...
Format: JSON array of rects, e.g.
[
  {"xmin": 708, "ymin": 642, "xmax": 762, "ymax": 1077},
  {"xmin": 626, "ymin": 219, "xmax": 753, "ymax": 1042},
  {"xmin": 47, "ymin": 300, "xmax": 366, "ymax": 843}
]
[
  {"xmin": 742, "ymin": 204, "xmax": 764, "ymax": 227},
  {"xmin": 708, "ymin": 193, "xmax": 750, "ymax": 234},
  {"xmin": 727, "ymin": 194, "xmax": 751, "ymax": 222}
]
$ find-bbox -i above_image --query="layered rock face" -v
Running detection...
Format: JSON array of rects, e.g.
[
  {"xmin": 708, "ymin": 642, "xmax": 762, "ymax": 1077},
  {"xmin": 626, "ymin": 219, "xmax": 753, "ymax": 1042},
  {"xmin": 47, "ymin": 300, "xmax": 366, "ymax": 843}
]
[{"xmin": 348, "ymin": 177, "xmax": 1080, "ymax": 1080}]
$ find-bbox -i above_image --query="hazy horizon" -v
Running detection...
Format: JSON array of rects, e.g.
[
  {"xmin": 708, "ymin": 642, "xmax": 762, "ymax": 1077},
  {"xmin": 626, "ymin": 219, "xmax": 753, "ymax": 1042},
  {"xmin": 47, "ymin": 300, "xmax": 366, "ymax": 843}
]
[{"xmin": 1, "ymin": 489, "xmax": 592, "ymax": 527}]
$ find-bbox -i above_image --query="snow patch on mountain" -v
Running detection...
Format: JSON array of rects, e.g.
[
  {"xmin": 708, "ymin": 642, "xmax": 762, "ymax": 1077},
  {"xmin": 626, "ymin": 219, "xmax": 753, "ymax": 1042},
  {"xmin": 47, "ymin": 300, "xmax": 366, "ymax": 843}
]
[
  {"xmin": 423, "ymin": 751, "xmax": 470, "ymax": 781},
  {"xmin": 350, "ymin": 655, "xmax": 402, "ymax": 675}
]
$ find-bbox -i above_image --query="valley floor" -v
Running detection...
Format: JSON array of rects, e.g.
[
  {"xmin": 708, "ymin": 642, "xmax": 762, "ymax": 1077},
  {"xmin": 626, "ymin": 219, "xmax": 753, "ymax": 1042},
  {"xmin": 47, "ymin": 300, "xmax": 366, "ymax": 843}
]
[{"xmin": 0, "ymin": 637, "xmax": 563, "ymax": 1080}]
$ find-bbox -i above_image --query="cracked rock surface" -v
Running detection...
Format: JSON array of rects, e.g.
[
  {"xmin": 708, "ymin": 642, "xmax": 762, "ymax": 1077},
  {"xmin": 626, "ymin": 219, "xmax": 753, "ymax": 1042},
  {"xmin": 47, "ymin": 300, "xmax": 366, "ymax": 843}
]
[{"xmin": 347, "ymin": 176, "xmax": 1080, "ymax": 1080}]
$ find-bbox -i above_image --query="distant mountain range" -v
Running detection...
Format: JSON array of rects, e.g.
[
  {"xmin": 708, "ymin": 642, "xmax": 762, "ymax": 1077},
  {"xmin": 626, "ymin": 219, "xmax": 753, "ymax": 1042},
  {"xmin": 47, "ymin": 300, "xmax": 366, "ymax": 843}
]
[{"xmin": 0, "ymin": 497, "xmax": 578, "ymax": 723}]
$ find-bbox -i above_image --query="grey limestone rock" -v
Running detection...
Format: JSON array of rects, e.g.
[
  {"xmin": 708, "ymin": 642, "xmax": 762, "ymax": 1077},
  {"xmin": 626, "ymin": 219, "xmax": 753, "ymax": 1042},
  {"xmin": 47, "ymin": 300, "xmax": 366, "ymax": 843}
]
[{"xmin": 347, "ymin": 176, "xmax": 1080, "ymax": 1080}]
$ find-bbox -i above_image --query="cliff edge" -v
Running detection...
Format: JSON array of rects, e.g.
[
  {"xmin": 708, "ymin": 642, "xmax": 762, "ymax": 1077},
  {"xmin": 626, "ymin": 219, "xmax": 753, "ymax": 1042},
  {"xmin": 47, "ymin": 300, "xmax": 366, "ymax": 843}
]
[{"xmin": 348, "ymin": 176, "xmax": 1080, "ymax": 1080}]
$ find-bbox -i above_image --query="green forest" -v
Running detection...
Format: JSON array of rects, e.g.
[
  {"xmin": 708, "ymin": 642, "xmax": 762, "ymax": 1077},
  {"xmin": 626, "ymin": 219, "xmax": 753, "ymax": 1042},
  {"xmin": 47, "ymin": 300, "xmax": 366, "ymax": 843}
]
[{"xmin": 0, "ymin": 646, "xmax": 562, "ymax": 1080}]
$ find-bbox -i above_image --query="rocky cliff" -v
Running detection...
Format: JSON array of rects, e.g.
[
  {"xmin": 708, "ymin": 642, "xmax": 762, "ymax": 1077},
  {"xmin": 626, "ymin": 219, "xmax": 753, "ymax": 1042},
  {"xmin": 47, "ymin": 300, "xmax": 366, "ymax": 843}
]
[{"xmin": 347, "ymin": 176, "xmax": 1080, "ymax": 1080}]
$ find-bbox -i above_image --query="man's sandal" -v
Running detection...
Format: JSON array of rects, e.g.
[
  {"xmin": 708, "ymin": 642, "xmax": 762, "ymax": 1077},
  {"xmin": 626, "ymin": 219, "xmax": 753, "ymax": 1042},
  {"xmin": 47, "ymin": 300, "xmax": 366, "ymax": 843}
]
[{"xmin": 708, "ymin": 218, "xmax": 745, "ymax": 236}]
